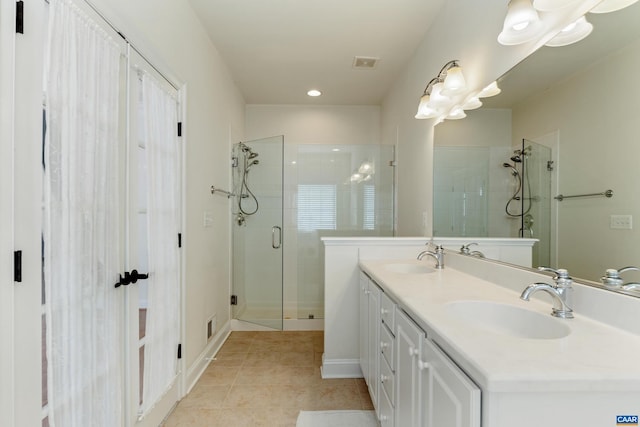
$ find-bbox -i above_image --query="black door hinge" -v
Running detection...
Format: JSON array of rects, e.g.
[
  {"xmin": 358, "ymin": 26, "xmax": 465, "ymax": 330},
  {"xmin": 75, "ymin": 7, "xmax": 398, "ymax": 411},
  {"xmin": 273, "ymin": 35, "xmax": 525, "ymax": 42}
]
[
  {"xmin": 177, "ymin": 122, "xmax": 182, "ymax": 137},
  {"xmin": 177, "ymin": 343, "xmax": 182, "ymax": 359},
  {"xmin": 230, "ymin": 295, "xmax": 238, "ymax": 305},
  {"xmin": 178, "ymin": 233, "xmax": 182, "ymax": 248},
  {"xmin": 16, "ymin": 1, "xmax": 24, "ymax": 34},
  {"xmin": 14, "ymin": 250, "xmax": 22, "ymax": 283}
]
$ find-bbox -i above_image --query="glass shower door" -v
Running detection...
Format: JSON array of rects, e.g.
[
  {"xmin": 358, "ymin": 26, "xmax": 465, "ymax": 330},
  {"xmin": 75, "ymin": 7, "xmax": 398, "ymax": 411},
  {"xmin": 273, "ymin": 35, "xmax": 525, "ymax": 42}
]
[
  {"xmin": 523, "ymin": 139, "xmax": 552, "ymax": 268},
  {"xmin": 232, "ymin": 136, "xmax": 284, "ymax": 330}
]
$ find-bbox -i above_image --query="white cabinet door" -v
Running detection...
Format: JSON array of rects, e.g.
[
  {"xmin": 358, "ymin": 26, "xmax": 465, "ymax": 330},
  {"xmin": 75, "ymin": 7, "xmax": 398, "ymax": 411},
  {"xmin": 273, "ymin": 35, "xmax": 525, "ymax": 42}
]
[
  {"xmin": 367, "ymin": 280, "xmax": 381, "ymax": 411},
  {"xmin": 422, "ymin": 338, "xmax": 481, "ymax": 427},
  {"xmin": 395, "ymin": 310, "xmax": 424, "ymax": 427},
  {"xmin": 359, "ymin": 272, "xmax": 370, "ymax": 383}
]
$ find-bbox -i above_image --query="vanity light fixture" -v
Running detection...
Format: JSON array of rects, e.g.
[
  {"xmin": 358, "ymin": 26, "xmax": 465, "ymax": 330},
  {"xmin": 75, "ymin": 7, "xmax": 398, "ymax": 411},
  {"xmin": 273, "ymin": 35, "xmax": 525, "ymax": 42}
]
[
  {"xmin": 545, "ymin": 15, "xmax": 593, "ymax": 46},
  {"xmin": 590, "ymin": 0, "xmax": 639, "ymax": 13},
  {"xmin": 533, "ymin": 0, "xmax": 581, "ymax": 11},
  {"xmin": 447, "ymin": 106, "xmax": 467, "ymax": 120},
  {"xmin": 461, "ymin": 95, "xmax": 483, "ymax": 110},
  {"xmin": 415, "ymin": 61, "xmax": 474, "ymax": 121},
  {"xmin": 478, "ymin": 81, "xmax": 501, "ymax": 98},
  {"xmin": 498, "ymin": 0, "xmax": 546, "ymax": 45}
]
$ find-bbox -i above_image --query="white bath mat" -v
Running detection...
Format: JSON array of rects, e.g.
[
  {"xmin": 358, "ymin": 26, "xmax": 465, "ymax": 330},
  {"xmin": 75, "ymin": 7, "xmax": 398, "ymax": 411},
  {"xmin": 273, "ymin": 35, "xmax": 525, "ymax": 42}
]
[{"xmin": 296, "ymin": 410, "xmax": 378, "ymax": 427}]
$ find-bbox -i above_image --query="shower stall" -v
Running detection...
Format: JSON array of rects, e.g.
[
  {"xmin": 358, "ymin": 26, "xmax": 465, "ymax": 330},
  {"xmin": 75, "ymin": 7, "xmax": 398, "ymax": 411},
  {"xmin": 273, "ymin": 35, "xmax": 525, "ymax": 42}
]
[
  {"xmin": 433, "ymin": 138, "xmax": 553, "ymax": 267},
  {"xmin": 503, "ymin": 139, "xmax": 553, "ymax": 268},
  {"xmin": 231, "ymin": 137, "xmax": 395, "ymax": 330}
]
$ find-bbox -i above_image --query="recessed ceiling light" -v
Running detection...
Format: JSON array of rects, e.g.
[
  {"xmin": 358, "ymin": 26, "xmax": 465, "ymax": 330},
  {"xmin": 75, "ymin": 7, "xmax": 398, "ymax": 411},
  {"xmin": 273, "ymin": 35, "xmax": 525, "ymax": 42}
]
[{"xmin": 307, "ymin": 89, "xmax": 322, "ymax": 97}]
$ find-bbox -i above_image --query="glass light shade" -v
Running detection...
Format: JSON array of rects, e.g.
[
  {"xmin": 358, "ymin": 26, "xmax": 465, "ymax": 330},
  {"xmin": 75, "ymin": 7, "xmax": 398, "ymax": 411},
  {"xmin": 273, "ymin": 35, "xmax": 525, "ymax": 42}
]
[
  {"xmin": 429, "ymin": 82, "xmax": 450, "ymax": 107},
  {"xmin": 591, "ymin": 0, "xmax": 639, "ymax": 13},
  {"xmin": 462, "ymin": 96, "xmax": 483, "ymax": 110},
  {"xmin": 498, "ymin": 0, "xmax": 545, "ymax": 45},
  {"xmin": 545, "ymin": 16, "xmax": 593, "ymax": 47},
  {"xmin": 533, "ymin": 0, "xmax": 581, "ymax": 11},
  {"xmin": 478, "ymin": 81, "xmax": 501, "ymax": 98},
  {"xmin": 415, "ymin": 94, "xmax": 440, "ymax": 119},
  {"xmin": 441, "ymin": 65, "xmax": 467, "ymax": 96},
  {"xmin": 447, "ymin": 106, "xmax": 467, "ymax": 120}
]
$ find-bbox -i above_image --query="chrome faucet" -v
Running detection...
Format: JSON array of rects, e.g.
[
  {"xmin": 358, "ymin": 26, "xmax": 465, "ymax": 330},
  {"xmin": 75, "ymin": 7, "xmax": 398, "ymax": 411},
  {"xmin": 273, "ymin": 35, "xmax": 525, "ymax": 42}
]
[
  {"xmin": 460, "ymin": 242, "xmax": 485, "ymax": 258},
  {"xmin": 520, "ymin": 267, "xmax": 574, "ymax": 319},
  {"xmin": 600, "ymin": 267, "xmax": 640, "ymax": 290},
  {"xmin": 417, "ymin": 244, "xmax": 445, "ymax": 269}
]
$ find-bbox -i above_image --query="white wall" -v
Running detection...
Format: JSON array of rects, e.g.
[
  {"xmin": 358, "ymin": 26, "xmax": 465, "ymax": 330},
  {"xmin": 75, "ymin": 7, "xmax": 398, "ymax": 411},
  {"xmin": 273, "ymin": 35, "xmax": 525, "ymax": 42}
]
[
  {"xmin": 381, "ymin": 0, "xmax": 601, "ymax": 237},
  {"xmin": 246, "ymin": 104, "xmax": 381, "ymax": 144},
  {"xmin": 91, "ymin": 0, "xmax": 245, "ymax": 372},
  {"xmin": 511, "ymin": 38, "xmax": 640, "ymax": 283}
]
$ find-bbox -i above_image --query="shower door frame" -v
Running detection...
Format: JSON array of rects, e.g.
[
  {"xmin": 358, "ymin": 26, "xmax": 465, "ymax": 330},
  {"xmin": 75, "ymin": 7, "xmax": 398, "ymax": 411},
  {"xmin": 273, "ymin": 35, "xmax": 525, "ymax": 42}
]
[{"xmin": 231, "ymin": 136, "xmax": 284, "ymax": 330}]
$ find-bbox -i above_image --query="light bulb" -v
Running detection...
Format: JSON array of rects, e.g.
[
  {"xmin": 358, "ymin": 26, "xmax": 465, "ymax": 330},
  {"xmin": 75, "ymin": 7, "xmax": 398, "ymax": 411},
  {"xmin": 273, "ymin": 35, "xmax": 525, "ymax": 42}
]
[
  {"xmin": 498, "ymin": 0, "xmax": 545, "ymax": 45},
  {"xmin": 545, "ymin": 16, "xmax": 593, "ymax": 47}
]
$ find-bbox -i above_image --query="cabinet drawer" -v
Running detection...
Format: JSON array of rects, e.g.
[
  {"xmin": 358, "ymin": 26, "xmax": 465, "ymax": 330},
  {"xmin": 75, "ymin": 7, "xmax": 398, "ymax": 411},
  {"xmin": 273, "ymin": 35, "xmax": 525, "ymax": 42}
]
[
  {"xmin": 380, "ymin": 322, "xmax": 394, "ymax": 368},
  {"xmin": 380, "ymin": 291, "xmax": 396, "ymax": 331},
  {"xmin": 379, "ymin": 352, "xmax": 395, "ymax": 404},
  {"xmin": 378, "ymin": 380, "xmax": 395, "ymax": 427}
]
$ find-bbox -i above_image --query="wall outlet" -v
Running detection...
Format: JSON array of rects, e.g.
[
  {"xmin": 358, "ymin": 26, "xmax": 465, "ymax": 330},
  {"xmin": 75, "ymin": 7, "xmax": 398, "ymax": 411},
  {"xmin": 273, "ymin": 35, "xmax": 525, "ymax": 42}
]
[
  {"xmin": 610, "ymin": 214, "xmax": 632, "ymax": 230},
  {"xmin": 207, "ymin": 315, "xmax": 217, "ymax": 341}
]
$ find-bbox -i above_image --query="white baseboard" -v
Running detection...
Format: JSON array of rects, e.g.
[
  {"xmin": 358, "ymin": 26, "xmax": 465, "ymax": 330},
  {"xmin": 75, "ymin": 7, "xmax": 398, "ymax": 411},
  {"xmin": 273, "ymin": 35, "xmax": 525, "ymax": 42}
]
[
  {"xmin": 230, "ymin": 318, "xmax": 279, "ymax": 331},
  {"xmin": 320, "ymin": 355, "xmax": 363, "ymax": 379},
  {"xmin": 185, "ymin": 320, "xmax": 231, "ymax": 394},
  {"xmin": 284, "ymin": 318, "xmax": 324, "ymax": 331}
]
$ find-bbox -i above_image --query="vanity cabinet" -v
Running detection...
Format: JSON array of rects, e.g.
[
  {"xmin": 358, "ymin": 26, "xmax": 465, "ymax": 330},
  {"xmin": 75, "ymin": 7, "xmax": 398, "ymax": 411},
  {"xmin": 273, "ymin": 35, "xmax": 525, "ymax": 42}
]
[
  {"xmin": 422, "ymin": 337, "xmax": 481, "ymax": 427},
  {"xmin": 395, "ymin": 309, "xmax": 424, "ymax": 426},
  {"xmin": 360, "ymin": 271, "xmax": 480, "ymax": 427},
  {"xmin": 359, "ymin": 272, "xmax": 380, "ymax": 409}
]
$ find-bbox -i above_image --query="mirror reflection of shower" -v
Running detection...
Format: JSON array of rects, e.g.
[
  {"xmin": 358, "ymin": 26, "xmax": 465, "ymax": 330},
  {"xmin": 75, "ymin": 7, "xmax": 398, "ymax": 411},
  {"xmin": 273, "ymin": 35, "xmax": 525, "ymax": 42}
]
[
  {"xmin": 233, "ymin": 141, "xmax": 260, "ymax": 225},
  {"xmin": 503, "ymin": 145, "xmax": 535, "ymax": 237}
]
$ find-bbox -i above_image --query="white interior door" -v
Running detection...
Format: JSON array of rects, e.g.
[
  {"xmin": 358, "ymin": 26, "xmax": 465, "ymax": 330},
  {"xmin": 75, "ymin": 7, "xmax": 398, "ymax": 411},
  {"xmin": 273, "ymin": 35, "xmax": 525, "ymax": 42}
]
[
  {"xmin": 7, "ymin": 1, "xmax": 47, "ymax": 425},
  {"xmin": 126, "ymin": 49, "xmax": 183, "ymax": 427}
]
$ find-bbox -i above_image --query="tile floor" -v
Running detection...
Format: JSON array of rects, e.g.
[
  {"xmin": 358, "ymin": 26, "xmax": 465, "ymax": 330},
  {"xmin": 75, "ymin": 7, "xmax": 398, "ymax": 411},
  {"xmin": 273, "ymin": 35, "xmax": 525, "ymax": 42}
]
[{"xmin": 163, "ymin": 331, "xmax": 373, "ymax": 427}]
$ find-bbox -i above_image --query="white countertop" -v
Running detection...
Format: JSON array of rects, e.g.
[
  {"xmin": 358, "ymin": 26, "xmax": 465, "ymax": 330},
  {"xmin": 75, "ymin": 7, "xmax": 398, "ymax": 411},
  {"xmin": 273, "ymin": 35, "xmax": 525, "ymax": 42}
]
[{"xmin": 359, "ymin": 258, "xmax": 640, "ymax": 393}]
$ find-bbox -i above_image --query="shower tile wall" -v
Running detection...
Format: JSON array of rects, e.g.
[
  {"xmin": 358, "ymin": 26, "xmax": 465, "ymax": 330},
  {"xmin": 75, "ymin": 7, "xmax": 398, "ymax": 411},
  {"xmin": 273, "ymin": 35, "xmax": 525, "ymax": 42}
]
[{"xmin": 284, "ymin": 144, "xmax": 394, "ymax": 321}]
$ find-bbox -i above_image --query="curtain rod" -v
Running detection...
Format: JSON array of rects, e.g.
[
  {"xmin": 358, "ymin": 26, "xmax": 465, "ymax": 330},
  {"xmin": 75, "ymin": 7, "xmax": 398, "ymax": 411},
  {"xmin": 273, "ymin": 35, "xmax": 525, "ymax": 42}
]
[{"xmin": 81, "ymin": 0, "xmax": 180, "ymax": 91}]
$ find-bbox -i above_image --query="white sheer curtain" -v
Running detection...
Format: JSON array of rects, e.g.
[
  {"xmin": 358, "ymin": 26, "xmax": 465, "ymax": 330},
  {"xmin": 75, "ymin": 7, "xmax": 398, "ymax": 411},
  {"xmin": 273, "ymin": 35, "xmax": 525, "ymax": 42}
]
[
  {"xmin": 139, "ymin": 72, "xmax": 181, "ymax": 417},
  {"xmin": 44, "ymin": 1, "xmax": 124, "ymax": 426}
]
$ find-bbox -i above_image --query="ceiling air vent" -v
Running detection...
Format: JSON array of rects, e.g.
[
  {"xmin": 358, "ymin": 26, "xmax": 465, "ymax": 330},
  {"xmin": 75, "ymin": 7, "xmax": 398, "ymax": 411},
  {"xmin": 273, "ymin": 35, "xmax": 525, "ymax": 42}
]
[{"xmin": 353, "ymin": 56, "xmax": 379, "ymax": 69}]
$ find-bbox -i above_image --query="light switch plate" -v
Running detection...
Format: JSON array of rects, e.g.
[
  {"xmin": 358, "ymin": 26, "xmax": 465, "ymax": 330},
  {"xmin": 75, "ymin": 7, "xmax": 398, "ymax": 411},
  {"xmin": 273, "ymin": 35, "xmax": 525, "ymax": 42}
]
[{"xmin": 610, "ymin": 214, "xmax": 632, "ymax": 230}]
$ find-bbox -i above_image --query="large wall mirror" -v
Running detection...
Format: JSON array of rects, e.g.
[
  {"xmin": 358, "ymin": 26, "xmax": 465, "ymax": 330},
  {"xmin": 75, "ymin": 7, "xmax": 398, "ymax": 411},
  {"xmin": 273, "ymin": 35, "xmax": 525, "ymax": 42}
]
[{"xmin": 433, "ymin": 2, "xmax": 640, "ymax": 293}]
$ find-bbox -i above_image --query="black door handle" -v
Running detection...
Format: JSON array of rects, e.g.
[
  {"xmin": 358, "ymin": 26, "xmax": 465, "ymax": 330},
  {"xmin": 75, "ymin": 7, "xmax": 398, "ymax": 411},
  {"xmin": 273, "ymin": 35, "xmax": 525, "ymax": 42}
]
[
  {"xmin": 129, "ymin": 269, "xmax": 149, "ymax": 284},
  {"xmin": 114, "ymin": 270, "xmax": 149, "ymax": 288}
]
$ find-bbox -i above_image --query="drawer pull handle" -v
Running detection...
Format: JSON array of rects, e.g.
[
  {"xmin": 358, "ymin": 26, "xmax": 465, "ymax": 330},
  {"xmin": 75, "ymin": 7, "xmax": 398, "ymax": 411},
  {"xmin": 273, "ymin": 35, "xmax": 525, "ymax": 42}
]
[
  {"xmin": 380, "ymin": 374, "xmax": 389, "ymax": 383},
  {"xmin": 408, "ymin": 346, "xmax": 419, "ymax": 357},
  {"xmin": 381, "ymin": 308, "xmax": 388, "ymax": 315},
  {"xmin": 418, "ymin": 360, "xmax": 430, "ymax": 371}
]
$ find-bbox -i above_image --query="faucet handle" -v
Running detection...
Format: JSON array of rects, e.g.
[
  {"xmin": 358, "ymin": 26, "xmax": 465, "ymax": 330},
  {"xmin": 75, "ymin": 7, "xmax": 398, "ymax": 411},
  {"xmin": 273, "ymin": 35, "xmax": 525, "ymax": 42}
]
[
  {"xmin": 460, "ymin": 242, "xmax": 478, "ymax": 254},
  {"xmin": 538, "ymin": 266, "xmax": 572, "ymax": 286},
  {"xmin": 601, "ymin": 267, "xmax": 640, "ymax": 287}
]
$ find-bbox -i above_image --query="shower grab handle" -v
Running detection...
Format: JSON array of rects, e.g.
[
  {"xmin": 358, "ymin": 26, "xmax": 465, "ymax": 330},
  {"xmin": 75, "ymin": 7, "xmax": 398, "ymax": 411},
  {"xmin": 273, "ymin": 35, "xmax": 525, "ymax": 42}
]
[
  {"xmin": 272, "ymin": 226, "xmax": 282, "ymax": 249},
  {"xmin": 554, "ymin": 189, "xmax": 613, "ymax": 201}
]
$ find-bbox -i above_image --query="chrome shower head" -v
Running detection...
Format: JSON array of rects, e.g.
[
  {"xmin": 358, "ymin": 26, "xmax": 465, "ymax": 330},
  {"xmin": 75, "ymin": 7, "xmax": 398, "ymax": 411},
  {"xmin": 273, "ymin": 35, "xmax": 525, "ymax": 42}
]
[{"xmin": 503, "ymin": 163, "xmax": 519, "ymax": 176}]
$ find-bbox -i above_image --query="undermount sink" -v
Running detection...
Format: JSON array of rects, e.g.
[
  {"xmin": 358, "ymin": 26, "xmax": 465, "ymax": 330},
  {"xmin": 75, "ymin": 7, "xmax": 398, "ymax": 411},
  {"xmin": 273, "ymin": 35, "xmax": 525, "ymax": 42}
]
[
  {"xmin": 385, "ymin": 263, "xmax": 435, "ymax": 275},
  {"xmin": 446, "ymin": 300, "xmax": 571, "ymax": 340}
]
